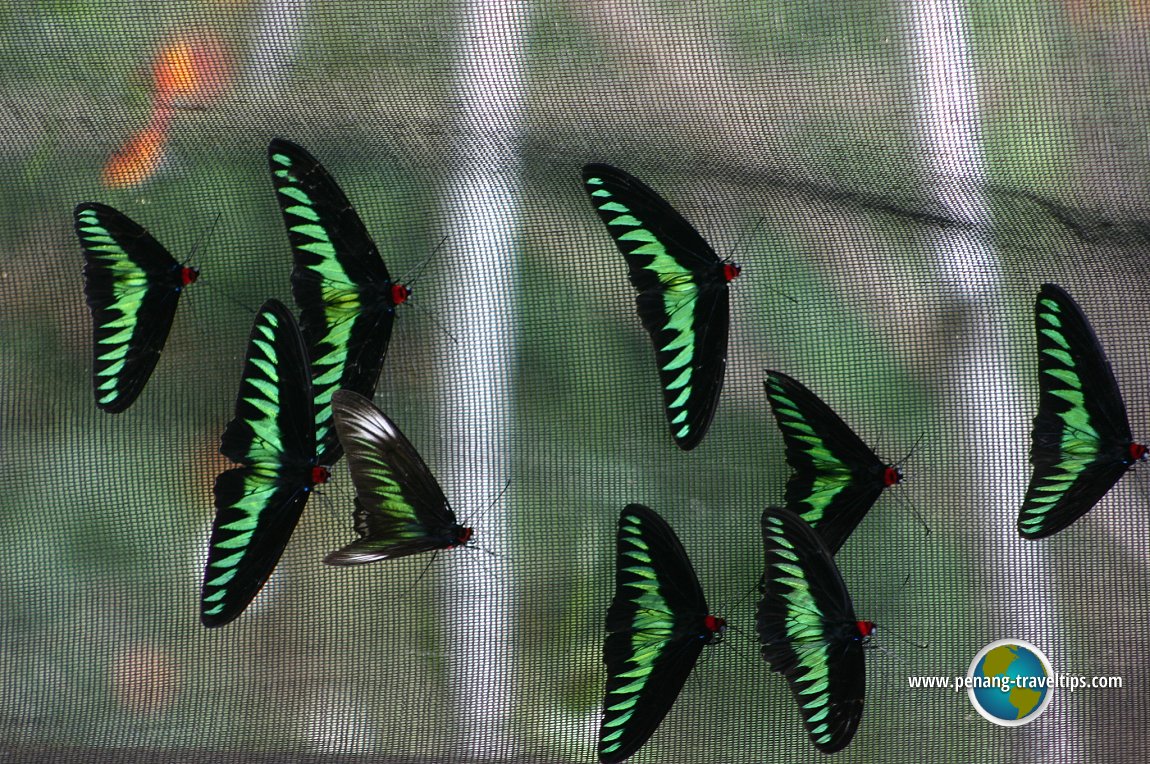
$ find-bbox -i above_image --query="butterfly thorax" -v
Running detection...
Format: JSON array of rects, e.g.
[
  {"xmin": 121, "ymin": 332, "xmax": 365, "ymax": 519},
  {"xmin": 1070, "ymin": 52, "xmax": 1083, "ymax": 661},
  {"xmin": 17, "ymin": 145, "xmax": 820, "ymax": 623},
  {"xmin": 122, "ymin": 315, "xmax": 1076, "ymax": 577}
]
[
  {"xmin": 353, "ymin": 280, "xmax": 410, "ymax": 310},
  {"xmin": 451, "ymin": 525, "xmax": 473, "ymax": 547},
  {"xmin": 389, "ymin": 282, "xmax": 411, "ymax": 306},
  {"xmin": 882, "ymin": 466, "xmax": 902, "ymax": 488},
  {"xmin": 180, "ymin": 266, "xmax": 200, "ymax": 288},
  {"xmin": 703, "ymin": 614, "xmax": 727, "ymax": 644},
  {"xmin": 855, "ymin": 620, "xmax": 876, "ymax": 640},
  {"xmin": 721, "ymin": 262, "xmax": 741, "ymax": 283},
  {"xmin": 1127, "ymin": 442, "xmax": 1147, "ymax": 464},
  {"xmin": 311, "ymin": 465, "xmax": 331, "ymax": 486}
]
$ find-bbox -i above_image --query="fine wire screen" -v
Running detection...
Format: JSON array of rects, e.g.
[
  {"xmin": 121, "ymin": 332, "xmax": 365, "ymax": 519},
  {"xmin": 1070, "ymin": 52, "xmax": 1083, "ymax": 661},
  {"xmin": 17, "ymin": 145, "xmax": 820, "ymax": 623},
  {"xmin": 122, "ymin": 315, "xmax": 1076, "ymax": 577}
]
[{"xmin": 2, "ymin": 1, "xmax": 1150, "ymax": 762}]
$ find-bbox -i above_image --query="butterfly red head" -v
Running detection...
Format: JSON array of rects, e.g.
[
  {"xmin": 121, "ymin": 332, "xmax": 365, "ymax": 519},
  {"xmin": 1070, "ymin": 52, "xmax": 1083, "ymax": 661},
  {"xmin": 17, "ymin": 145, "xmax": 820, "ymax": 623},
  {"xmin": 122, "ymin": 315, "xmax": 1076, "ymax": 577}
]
[{"xmin": 390, "ymin": 282, "xmax": 411, "ymax": 306}]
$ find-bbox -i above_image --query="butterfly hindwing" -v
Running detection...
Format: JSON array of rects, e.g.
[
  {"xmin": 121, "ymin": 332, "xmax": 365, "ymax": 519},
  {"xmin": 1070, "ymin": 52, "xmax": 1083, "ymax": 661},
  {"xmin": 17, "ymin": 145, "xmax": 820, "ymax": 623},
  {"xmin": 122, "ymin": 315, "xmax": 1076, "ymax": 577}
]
[
  {"xmin": 323, "ymin": 389, "xmax": 469, "ymax": 566},
  {"xmin": 1018, "ymin": 283, "xmax": 1144, "ymax": 538},
  {"xmin": 758, "ymin": 506, "xmax": 867, "ymax": 754},
  {"xmin": 763, "ymin": 370, "xmax": 898, "ymax": 554},
  {"xmin": 600, "ymin": 504, "xmax": 723, "ymax": 764},
  {"xmin": 76, "ymin": 202, "xmax": 198, "ymax": 412},
  {"xmin": 268, "ymin": 139, "xmax": 408, "ymax": 464},
  {"xmin": 202, "ymin": 299, "xmax": 325, "ymax": 627},
  {"xmin": 582, "ymin": 164, "xmax": 738, "ymax": 451}
]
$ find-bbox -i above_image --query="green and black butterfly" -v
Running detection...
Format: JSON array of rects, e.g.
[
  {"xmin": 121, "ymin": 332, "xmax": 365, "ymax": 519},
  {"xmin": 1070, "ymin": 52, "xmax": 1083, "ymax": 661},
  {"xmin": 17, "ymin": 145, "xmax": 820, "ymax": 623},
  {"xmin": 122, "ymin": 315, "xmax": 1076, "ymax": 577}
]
[
  {"xmin": 202, "ymin": 299, "xmax": 329, "ymax": 628},
  {"xmin": 269, "ymin": 138, "xmax": 411, "ymax": 464},
  {"xmin": 1018, "ymin": 283, "xmax": 1147, "ymax": 538},
  {"xmin": 582, "ymin": 164, "xmax": 740, "ymax": 451},
  {"xmin": 758, "ymin": 506, "xmax": 873, "ymax": 754},
  {"xmin": 599, "ymin": 503, "xmax": 726, "ymax": 764},
  {"xmin": 764, "ymin": 370, "xmax": 902, "ymax": 554},
  {"xmin": 75, "ymin": 202, "xmax": 199, "ymax": 412},
  {"xmin": 324, "ymin": 389, "xmax": 473, "ymax": 565}
]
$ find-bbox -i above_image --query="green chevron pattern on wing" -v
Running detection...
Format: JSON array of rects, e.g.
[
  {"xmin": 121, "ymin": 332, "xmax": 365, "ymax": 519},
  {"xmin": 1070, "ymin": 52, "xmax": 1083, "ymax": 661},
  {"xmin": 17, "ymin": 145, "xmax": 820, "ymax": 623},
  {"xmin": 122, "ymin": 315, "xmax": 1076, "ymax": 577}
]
[
  {"xmin": 760, "ymin": 512, "xmax": 838, "ymax": 747},
  {"xmin": 203, "ymin": 300, "xmax": 320, "ymax": 627},
  {"xmin": 764, "ymin": 378, "xmax": 852, "ymax": 526},
  {"xmin": 758, "ymin": 507, "xmax": 865, "ymax": 753},
  {"xmin": 76, "ymin": 203, "xmax": 196, "ymax": 412},
  {"xmin": 203, "ymin": 310, "xmax": 293, "ymax": 617},
  {"xmin": 78, "ymin": 208, "xmax": 149, "ymax": 407},
  {"xmin": 600, "ymin": 509, "xmax": 679, "ymax": 757},
  {"xmin": 1017, "ymin": 284, "xmax": 1142, "ymax": 538},
  {"xmin": 1019, "ymin": 292, "xmax": 1101, "ymax": 533},
  {"xmin": 586, "ymin": 175, "xmax": 699, "ymax": 442},
  {"xmin": 762, "ymin": 370, "xmax": 895, "ymax": 554},
  {"xmin": 324, "ymin": 390, "xmax": 465, "ymax": 564},
  {"xmin": 763, "ymin": 375, "xmax": 855, "ymax": 524},
  {"xmin": 599, "ymin": 503, "xmax": 718, "ymax": 763},
  {"xmin": 269, "ymin": 147, "xmax": 361, "ymax": 456}
]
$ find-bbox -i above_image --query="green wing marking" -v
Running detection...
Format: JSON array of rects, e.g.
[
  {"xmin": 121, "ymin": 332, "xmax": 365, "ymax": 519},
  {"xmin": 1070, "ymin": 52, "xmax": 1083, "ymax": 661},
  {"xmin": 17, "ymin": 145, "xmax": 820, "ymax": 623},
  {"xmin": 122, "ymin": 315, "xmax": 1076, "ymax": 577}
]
[
  {"xmin": 758, "ymin": 507, "xmax": 868, "ymax": 754},
  {"xmin": 582, "ymin": 164, "xmax": 738, "ymax": 451},
  {"xmin": 600, "ymin": 504, "xmax": 723, "ymax": 763},
  {"xmin": 764, "ymin": 370, "xmax": 900, "ymax": 554},
  {"xmin": 76, "ymin": 203, "xmax": 198, "ymax": 412},
  {"xmin": 1018, "ymin": 283, "xmax": 1144, "ymax": 538},
  {"xmin": 202, "ymin": 299, "xmax": 325, "ymax": 627},
  {"xmin": 324, "ymin": 390, "xmax": 470, "ymax": 566},
  {"xmin": 269, "ymin": 139, "xmax": 409, "ymax": 465}
]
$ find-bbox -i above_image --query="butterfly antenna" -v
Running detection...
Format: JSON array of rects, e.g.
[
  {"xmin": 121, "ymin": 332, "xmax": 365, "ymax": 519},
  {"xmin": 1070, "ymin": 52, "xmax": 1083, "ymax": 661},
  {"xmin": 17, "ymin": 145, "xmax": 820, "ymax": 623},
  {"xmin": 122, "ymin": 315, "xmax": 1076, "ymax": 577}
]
[
  {"xmin": 408, "ymin": 301, "xmax": 460, "ymax": 347},
  {"xmin": 198, "ymin": 280, "xmax": 259, "ymax": 316},
  {"xmin": 401, "ymin": 234, "xmax": 449, "ymax": 292},
  {"xmin": 870, "ymin": 624, "xmax": 929, "ymax": 665},
  {"xmin": 184, "ymin": 210, "xmax": 258, "ymax": 315},
  {"xmin": 895, "ymin": 431, "xmax": 927, "ymax": 468},
  {"xmin": 892, "ymin": 489, "xmax": 931, "ymax": 540},
  {"xmin": 724, "ymin": 215, "xmax": 799, "ymax": 305},
  {"xmin": 472, "ymin": 477, "xmax": 512, "ymax": 526},
  {"xmin": 407, "ymin": 549, "xmax": 442, "ymax": 594},
  {"xmin": 714, "ymin": 575, "xmax": 762, "ymax": 618},
  {"xmin": 183, "ymin": 210, "xmax": 221, "ymax": 269}
]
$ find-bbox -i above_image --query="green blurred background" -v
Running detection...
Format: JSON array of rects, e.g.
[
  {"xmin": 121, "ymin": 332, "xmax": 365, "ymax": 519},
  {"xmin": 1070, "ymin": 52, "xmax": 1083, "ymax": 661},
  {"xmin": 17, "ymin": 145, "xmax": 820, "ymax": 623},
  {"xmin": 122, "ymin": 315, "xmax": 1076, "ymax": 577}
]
[{"xmin": 3, "ymin": 1, "xmax": 1150, "ymax": 761}]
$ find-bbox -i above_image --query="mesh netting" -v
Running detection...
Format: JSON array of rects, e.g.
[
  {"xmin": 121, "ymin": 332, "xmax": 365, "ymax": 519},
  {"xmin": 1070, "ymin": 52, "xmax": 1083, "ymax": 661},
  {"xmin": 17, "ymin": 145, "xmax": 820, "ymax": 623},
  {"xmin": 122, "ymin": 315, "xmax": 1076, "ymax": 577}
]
[{"xmin": 3, "ymin": 2, "xmax": 1150, "ymax": 762}]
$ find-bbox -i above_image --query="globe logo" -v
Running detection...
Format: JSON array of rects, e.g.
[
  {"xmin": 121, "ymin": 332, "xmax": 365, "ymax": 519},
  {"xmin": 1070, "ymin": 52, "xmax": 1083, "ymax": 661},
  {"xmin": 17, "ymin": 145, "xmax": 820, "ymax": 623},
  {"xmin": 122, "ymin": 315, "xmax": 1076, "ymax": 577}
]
[{"xmin": 967, "ymin": 639, "xmax": 1054, "ymax": 726}]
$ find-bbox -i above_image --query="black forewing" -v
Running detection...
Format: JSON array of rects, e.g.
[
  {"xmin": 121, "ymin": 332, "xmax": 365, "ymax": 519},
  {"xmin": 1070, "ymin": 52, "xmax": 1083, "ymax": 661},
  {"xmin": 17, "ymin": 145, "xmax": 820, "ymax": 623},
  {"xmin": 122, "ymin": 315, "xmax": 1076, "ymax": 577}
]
[
  {"xmin": 268, "ymin": 138, "xmax": 401, "ymax": 464},
  {"xmin": 764, "ymin": 370, "xmax": 891, "ymax": 553},
  {"xmin": 323, "ymin": 390, "xmax": 462, "ymax": 565},
  {"xmin": 76, "ymin": 202, "xmax": 190, "ymax": 412},
  {"xmin": 600, "ymin": 504, "xmax": 713, "ymax": 763},
  {"xmin": 582, "ymin": 164, "xmax": 732, "ymax": 450},
  {"xmin": 1019, "ymin": 284, "xmax": 1139, "ymax": 537},
  {"xmin": 758, "ymin": 506, "xmax": 864, "ymax": 753},
  {"xmin": 202, "ymin": 299, "xmax": 319, "ymax": 627}
]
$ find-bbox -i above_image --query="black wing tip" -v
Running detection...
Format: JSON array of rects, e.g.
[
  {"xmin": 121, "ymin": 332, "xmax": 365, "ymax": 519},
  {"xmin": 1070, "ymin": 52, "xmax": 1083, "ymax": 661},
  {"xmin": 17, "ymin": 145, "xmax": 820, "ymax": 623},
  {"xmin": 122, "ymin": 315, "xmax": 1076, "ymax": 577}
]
[
  {"xmin": 620, "ymin": 503, "xmax": 657, "ymax": 523},
  {"xmin": 582, "ymin": 162, "xmax": 620, "ymax": 179},
  {"xmin": 199, "ymin": 611, "xmax": 235, "ymax": 629},
  {"xmin": 93, "ymin": 395, "xmax": 136, "ymax": 414},
  {"xmin": 268, "ymin": 137, "xmax": 308, "ymax": 157},
  {"xmin": 255, "ymin": 297, "xmax": 293, "ymax": 323}
]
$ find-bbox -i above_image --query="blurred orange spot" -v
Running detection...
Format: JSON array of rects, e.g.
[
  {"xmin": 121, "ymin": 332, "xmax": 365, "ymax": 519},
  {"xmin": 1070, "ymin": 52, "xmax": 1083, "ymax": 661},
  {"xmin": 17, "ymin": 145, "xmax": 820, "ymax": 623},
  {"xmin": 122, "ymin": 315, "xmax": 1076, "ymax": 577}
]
[
  {"xmin": 153, "ymin": 33, "xmax": 233, "ymax": 109},
  {"xmin": 110, "ymin": 644, "xmax": 180, "ymax": 714},
  {"xmin": 101, "ymin": 107, "xmax": 173, "ymax": 189}
]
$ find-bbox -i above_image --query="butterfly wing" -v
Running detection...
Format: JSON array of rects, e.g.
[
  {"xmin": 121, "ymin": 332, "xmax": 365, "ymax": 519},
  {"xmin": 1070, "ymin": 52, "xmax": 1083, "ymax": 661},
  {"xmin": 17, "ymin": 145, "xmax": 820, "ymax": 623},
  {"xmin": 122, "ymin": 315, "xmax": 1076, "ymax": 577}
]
[
  {"xmin": 1018, "ymin": 283, "xmax": 1140, "ymax": 538},
  {"xmin": 202, "ymin": 300, "xmax": 321, "ymax": 627},
  {"xmin": 268, "ymin": 139, "xmax": 406, "ymax": 464},
  {"xmin": 764, "ymin": 370, "xmax": 893, "ymax": 554},
  {"xmin": 76, "ymin": 203, "xmax": 195, "ymax": 412},
  {"xmin": 323, "ymin": 390, "xmax": 464, "ymax": 566},
  {"xmin": 582, "ymin": 164, "xmax": 735, "ymax": 451},
  {"xmin": 758, "ymin": 506, "xmax": 865, "ymax": 754},
  {"xmin": 600, "ymin": 504, "xmax": 715, "ymax": 763}
]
